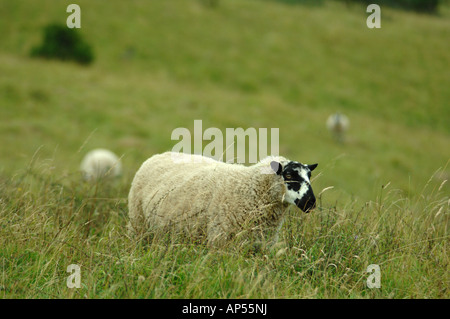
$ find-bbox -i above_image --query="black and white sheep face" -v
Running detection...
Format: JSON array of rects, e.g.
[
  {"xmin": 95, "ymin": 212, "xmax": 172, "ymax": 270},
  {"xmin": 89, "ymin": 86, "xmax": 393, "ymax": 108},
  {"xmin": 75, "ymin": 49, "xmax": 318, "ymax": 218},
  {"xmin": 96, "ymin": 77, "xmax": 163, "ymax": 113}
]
[{"xmin": 271, "ymin": 161, "xmax": 318, "ymax": 213}]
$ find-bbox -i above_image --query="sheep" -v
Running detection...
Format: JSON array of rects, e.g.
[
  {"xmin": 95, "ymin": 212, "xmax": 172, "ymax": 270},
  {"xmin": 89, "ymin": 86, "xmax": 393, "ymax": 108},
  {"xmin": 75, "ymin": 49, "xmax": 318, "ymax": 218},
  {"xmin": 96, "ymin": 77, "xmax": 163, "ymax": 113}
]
[
  {"xmin": 127, "ymin": 151, "xmax": 318, "ymax": 248},
  {"xmin": 327, "ymin": 112, "xmax": 349, "ymax": 143},
  {"xmin": 80, "ymin": 148, "xmax": 122, "ymax": 181}
]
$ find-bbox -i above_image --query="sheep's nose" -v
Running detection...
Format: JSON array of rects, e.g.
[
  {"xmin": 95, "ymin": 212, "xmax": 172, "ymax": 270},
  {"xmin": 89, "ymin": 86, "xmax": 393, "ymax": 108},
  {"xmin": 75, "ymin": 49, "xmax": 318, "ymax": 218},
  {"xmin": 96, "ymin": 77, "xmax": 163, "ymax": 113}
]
[
  {"xmin": 295, "ymin": 195, "xmax": 317, "ymax": 213},
  {"xmin": 305, "ymin": 198, "xmax": 316, "ymax": 213}
]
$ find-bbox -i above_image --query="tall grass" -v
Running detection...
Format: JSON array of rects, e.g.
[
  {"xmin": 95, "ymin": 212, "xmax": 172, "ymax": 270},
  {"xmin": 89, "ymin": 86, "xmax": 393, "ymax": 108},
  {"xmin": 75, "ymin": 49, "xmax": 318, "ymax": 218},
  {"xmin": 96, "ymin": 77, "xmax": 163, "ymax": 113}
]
[
  {"xmin": 1, "ymin": 158, "xmax": 447, "ymax": 298},
  {"xmin": 0, "ymin": 0, "xmax": 449, "ymax": 299}
]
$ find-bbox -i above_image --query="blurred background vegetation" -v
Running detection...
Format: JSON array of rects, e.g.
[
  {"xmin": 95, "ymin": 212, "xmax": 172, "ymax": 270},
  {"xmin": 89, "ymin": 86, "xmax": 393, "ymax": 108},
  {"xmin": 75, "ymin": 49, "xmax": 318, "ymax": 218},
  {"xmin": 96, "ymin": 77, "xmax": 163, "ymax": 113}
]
[
  {"xmin": 30, "ymin": 23, "xmax": 94, "ymax": 65},
  {"xmin": 0, "ymin": 0, "xmax": 449, "ymax": 204},
  {"xmin": 0, "ymin": 0, "xmax": 449, "ymax": 299},
  {"xmin": 273, "ymin": 0, "xmax": 442, "ymax": 13}
]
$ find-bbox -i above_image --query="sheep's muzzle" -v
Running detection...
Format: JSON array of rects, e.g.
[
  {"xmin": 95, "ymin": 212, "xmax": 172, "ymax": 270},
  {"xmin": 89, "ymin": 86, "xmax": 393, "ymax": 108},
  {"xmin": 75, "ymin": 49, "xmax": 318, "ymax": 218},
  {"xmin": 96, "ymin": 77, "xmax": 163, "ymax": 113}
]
[{"xmin": 295, "ymin": 195, "xmax": 316, "ymax": 213}]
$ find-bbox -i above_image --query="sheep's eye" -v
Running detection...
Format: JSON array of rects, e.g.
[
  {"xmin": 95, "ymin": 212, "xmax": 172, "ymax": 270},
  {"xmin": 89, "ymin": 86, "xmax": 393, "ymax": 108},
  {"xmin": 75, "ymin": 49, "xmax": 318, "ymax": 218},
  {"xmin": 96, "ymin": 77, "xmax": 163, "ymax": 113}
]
[{"xmin": 285, "ymin": 174, "xmax": 292, "ymax": 180}]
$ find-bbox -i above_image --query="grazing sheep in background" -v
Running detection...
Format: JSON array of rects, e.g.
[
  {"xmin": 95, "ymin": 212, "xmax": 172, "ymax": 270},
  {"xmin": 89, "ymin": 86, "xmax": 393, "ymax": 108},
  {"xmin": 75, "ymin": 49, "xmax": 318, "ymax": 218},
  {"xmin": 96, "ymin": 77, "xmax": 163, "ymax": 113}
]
[
  {"xmin": 80, "ymin": 148, "xmax": 122, "ymax": 181},
  {"xmin": 327, "ymin": 112, "xmax": 349, "ymax": 143},
  {"xmin": 128, "ymin": 152, "xmax": 318, "ymax": 248}
]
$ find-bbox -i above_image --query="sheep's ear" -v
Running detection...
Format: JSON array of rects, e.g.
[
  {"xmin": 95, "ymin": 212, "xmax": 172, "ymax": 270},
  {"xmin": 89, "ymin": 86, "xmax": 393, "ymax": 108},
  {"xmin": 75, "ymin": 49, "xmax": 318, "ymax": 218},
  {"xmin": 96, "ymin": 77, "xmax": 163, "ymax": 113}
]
[
  {"xmin": 270, "ymin": 161, "xmax": 283, "ymax": 175},
  {"xmin": 308, "ymin": 163, "xmax": 318, "ymax": 171}
]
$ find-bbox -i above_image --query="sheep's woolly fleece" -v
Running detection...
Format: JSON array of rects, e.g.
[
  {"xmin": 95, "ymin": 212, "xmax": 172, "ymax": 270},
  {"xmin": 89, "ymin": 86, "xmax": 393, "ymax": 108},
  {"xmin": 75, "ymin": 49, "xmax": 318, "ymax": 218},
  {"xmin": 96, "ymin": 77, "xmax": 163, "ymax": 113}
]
[
  {"xmin": 80, "ymin": 148, "xmax": 122, "ymax": 181},
  {"xmin": 128, "ymin": 152, "xmax": 295, "ymax": 247}
]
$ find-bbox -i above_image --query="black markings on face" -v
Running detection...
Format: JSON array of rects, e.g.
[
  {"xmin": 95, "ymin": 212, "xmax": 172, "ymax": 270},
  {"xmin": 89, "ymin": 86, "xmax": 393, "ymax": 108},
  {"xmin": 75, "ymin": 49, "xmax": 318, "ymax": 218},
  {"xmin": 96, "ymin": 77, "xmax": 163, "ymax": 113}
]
[
  {"xmin": 282, "ymin": 161, "xmax": 317, "ymax": 213},
  {"xmin": 282, "ymin": 162, "xmax": 308, "ymax": 189}
]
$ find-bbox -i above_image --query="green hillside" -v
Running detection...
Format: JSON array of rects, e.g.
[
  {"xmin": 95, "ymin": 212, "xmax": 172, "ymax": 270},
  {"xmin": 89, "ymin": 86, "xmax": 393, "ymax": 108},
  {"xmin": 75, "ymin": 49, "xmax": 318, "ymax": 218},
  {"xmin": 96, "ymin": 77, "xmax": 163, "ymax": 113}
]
[{"xmin": 0, "ymin": 0, "xmax": 448, "ymax": 299}]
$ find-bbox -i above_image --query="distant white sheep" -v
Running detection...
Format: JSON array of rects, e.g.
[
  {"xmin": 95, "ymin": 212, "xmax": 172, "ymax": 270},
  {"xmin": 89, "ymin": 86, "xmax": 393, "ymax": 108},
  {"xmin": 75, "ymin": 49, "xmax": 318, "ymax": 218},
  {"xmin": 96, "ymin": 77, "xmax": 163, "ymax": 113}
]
[
  {"xmin": 80, "ymin": 148, "xmax": 122, "ymax": 181},
  {"xmin": 128, "ymin": 152, "xmax": 318, "ymax": 248},
  {"xmin": 327, "ymin": 113, "xmax": 349, "ymax": 143}
]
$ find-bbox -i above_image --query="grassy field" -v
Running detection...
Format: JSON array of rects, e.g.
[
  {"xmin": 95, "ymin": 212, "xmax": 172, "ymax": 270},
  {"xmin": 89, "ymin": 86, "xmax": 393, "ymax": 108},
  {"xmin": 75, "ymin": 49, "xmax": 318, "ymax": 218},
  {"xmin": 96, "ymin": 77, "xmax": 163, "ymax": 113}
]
[{"xmin": 0, "ymin": 0, "xmax": 449, "ymax": 298}]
